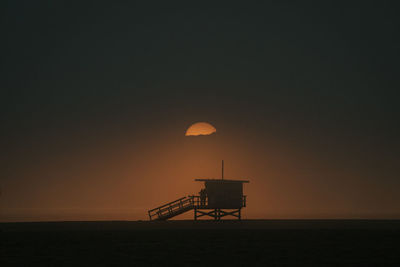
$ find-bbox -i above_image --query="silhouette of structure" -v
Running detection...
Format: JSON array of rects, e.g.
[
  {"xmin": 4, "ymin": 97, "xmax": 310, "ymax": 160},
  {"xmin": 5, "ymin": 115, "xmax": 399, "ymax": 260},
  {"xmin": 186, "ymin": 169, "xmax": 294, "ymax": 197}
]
[{"xmin": 148, "ymin": 161, "xmax": 249, "ymax": 221}]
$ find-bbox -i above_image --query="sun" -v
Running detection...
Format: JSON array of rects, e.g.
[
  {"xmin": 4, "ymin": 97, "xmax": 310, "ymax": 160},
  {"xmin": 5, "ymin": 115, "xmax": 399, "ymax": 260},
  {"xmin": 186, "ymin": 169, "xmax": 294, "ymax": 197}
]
[{"xmin": 185, "ymin": 122, "xmax": 217, "ymax": 136}]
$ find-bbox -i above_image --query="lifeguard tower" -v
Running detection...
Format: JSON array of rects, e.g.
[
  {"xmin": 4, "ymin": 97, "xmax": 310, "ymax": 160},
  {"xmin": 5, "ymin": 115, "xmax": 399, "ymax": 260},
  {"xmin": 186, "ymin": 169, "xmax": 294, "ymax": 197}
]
[{"xmin": 148, "ymin": 161, "xmax": 249, "ymax": 221}]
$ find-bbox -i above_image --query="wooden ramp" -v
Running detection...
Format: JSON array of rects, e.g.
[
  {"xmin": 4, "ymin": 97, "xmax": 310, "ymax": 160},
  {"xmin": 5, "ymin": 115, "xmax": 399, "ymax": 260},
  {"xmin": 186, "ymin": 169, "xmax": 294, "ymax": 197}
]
[
  {"xmin": 148, "ymin": 196, "xmax": 196, "ymax": 221},
  {"xmin": 148, "ymin": 195, "xmax": 245, "ymax": 221}
]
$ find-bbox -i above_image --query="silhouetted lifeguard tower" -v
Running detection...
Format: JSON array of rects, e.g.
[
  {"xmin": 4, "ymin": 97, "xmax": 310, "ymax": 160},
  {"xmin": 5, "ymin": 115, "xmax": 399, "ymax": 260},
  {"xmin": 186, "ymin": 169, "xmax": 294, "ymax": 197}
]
[{"xmin": 148, "ymin": 161, "xmax": 249, "ymax": 221}]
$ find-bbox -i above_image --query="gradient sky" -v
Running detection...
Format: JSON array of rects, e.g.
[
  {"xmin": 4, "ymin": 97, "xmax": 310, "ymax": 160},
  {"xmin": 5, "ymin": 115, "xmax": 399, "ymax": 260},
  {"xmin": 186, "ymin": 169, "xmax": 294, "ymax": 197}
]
[{"xmin": 1, "ymin": 1, "xmax": 399, "ymax": 221}]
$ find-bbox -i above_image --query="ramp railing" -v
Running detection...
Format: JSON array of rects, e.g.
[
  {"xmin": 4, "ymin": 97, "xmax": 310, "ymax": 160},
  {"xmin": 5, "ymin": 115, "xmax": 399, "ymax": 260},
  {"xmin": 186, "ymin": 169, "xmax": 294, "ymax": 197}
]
[
  {"xmin": 148, "ymin": 195, "xmax": 247, "ymax": 220},
  {"xmin": 148, "ymin": 196, "xmax": 195, "ymax": 220}
]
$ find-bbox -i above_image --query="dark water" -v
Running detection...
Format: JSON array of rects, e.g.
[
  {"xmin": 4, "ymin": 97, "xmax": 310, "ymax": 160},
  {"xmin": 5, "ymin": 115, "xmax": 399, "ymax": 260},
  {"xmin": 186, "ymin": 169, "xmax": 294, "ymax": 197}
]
[{"xmin": 2, "ymin": 220, "xmax": 400, "ymax": 266}]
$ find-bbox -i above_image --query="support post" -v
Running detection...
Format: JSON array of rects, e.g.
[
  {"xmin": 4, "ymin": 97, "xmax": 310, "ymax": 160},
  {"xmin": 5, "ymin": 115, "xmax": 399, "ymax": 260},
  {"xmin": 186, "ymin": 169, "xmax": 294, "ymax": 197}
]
[{"xmin": 222, "ymin": 160, "xmax": 224, "ymax": 180}]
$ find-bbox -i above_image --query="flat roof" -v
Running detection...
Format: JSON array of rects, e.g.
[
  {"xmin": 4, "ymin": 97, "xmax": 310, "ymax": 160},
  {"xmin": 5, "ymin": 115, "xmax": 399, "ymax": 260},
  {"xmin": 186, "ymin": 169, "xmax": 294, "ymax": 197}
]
[{"xmin": 195, "ymin": 178, "xmax": 249, "ymax": 183}]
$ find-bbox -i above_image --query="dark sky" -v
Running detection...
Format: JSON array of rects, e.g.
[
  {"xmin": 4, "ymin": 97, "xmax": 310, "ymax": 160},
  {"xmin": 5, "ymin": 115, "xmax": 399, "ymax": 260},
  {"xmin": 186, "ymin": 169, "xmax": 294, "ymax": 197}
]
[{"xmin": 1, "ymin": 1, "xmax": 399, "ymax": 221}]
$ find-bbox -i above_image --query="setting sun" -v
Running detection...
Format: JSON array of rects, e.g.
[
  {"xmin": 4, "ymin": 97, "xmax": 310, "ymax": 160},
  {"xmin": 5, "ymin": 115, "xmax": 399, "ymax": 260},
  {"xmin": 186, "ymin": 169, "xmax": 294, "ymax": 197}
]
[{"xmin": 185, "ymin": 122, "xmax": 217, "ymax": 136}]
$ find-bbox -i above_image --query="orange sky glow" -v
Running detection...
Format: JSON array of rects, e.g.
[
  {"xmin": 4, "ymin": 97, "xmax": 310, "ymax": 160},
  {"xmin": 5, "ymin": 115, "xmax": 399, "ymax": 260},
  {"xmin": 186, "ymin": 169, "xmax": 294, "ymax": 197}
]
[{"xmin": 1, "ymin": 119, "xmax": 400, "ymax": 222}]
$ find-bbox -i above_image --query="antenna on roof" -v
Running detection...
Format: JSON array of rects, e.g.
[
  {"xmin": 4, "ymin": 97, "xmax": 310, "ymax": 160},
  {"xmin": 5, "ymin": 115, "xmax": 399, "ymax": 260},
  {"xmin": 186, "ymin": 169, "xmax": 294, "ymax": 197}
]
[{"xmin": 222, "ymin": 160, "xmax": 224, "ymax": 180}]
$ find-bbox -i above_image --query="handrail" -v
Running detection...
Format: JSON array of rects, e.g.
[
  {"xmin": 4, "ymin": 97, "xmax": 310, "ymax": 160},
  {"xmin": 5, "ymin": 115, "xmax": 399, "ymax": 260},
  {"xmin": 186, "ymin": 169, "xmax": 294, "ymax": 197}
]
[
  {"xmin": 148, "ymin": 196, "xmax": 188, "ymax": 213},
  {"xmin": 148, "ymin": 196, "xmax": 195, "ymax": 220},
  {"xmin": 157, "ymin": 198, "xmax": 191, "ymax": 214}
]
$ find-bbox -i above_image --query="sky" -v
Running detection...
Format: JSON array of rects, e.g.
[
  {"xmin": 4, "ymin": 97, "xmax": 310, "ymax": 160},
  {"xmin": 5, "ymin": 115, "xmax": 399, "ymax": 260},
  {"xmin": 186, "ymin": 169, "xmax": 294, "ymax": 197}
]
[{"xmin": 1, "ymin": 1, "xmax": 399, "ymax": 221}]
